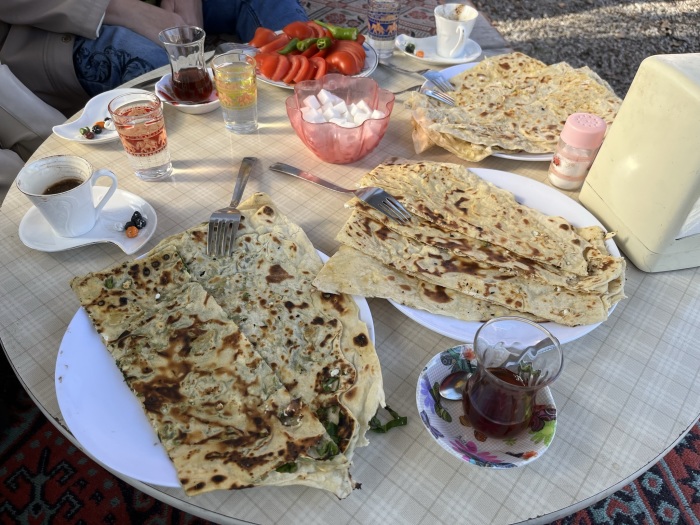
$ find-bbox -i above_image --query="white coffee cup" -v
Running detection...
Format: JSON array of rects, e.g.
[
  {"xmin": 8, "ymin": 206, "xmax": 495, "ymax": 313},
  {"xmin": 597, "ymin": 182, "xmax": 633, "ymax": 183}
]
[
  {"xmin": 16, "ymin": 155, "xmax": 118, "ymax": 237},
  {"xmin": 434, "ymin": 3, "xmax": 478, "ymax": 58}
]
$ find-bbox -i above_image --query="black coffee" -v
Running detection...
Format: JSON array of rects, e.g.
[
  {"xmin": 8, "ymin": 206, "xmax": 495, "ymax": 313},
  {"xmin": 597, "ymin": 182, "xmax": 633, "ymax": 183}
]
[{"xmin": 43, "ymin": 177, "xmax": 83, "ymax": 195}]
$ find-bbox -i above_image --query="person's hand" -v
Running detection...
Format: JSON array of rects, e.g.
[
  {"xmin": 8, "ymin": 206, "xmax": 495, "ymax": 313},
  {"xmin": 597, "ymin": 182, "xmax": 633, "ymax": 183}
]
[
  {"xmin": 104, "ymin": 0, "xmax": 188, "ymax": 44},
  {"xmin": 160, "ymin": 0, "xmax": 204, "ymax": 28}
]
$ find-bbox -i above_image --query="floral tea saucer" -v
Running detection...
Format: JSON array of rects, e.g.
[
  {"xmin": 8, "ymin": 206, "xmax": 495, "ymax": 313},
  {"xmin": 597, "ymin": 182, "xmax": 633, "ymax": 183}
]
[{"xmin": 416, "ymin": 345, "xmax": 557, "ymax": 468}]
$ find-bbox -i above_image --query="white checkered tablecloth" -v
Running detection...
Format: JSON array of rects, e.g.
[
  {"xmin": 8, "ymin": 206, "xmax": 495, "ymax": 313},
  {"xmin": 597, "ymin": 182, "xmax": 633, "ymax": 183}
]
[{"xmin": 2, "ymin": 59, "xmax": 699, "ymax": 525}]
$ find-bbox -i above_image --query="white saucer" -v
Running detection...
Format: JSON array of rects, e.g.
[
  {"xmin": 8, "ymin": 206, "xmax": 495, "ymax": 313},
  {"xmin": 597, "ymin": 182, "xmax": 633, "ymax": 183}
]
[
  {"xmin": 19, "ymin": 187, "xmax": 157, "ymax": 254},
  {"xmin": 394, "ymin": 35, "xmax": 481, "ymax": 66},
  {"xmin": 52, "ymin": 88, "xmax": 151, "ymax": 144},
  {"xmin": 155, "ymin": 70, "xmax": 220, "ymax": 115}
]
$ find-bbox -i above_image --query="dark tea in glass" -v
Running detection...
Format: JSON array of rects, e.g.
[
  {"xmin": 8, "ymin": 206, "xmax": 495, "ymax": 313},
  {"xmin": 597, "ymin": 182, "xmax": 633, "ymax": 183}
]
[{"xmin": 462, "ymin": 367, "xmax": 533, "ymax": 438}]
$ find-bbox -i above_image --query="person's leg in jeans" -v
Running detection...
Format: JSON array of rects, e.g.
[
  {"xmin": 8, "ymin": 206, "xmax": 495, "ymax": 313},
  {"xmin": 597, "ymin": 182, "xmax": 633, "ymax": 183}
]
[
  {"xmin": 73, "ymin": 25, "xmax": 169, "ymax": 97},
  {"xmin": 202, "ymin": 0, "xmax": 308, "ymax": 43}
]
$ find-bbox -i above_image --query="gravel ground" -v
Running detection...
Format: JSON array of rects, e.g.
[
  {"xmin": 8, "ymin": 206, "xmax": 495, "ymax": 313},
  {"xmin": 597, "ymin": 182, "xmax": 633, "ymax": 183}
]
[{"xmin": 469, "ymin": 0, "xmax": 700, "ymax": 97}]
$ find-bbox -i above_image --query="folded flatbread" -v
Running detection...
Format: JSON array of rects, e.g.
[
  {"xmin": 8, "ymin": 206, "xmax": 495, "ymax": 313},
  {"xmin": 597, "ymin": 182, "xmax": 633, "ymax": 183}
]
[
  {"xmin": 408, "ymin": 52, "xmax": 622, "ymax": 161},
  {"xmin": 71, "ymin": 193, "xmax": 385, "ymax": 498},
  {"xmin": 70, "ymin": 246, "xmax": 326, "ymax": 496},
  {"xmin": 314, "ymin": 159, "xmax": 625, "ymax": 327}
]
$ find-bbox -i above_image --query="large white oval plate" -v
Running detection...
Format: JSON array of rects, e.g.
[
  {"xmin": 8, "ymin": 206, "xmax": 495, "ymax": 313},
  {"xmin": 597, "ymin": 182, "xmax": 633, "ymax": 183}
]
[
  {"xmin": 423, "ymin": 63, "xmax": 553, "ymax": 162},
  {"xmin": 388, "ymin": 168, "xmax": 621, "ymax": 344},
  {"xmin": 55, "ymin": 250, "xmax": 375, "ymax": 487}
]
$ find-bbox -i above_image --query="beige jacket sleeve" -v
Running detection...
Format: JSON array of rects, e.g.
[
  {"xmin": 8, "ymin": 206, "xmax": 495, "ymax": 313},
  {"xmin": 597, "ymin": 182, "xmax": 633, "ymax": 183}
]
[{"xmin": 0, "ymin": 0, "xmax": 111, "ymax": 116}]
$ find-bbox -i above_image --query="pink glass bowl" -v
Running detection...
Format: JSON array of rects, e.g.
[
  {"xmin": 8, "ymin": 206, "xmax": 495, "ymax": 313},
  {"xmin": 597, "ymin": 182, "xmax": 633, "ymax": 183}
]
[{"xmin": 285, "ymin": 74, "xmax": 395, "ymax": 164}]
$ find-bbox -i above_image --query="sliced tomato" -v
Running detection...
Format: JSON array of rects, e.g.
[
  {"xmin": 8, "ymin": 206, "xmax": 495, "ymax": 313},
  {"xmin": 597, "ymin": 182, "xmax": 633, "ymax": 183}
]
[
  {"xmin": 283, "ymin": 55, "xmax": 303, "ymax": 84},
  {"xmin": 293, "ymin": 55, "xmax": 314, "ymax": 83},
  {"xmin": 301, "ymin": 43, "xmax": 319, "ymax": 58},
  {"xmin": 311, "ymin": 48, "xmax": 329, "ymax": 59},
  {"xmin": 283, "ymin": 21, "xmax": 314, "ymax": 40},
  {"xmin": 355, "ymin": 33, "xmax": 365, "ymax": 45},
  {"xmin": 271, "ymin": 54, "xmax": 291, "ymax": 82},
  {"xmin": 248, "ymin": 27, "xmax": 277, "ymax": 48},
  {"xmin": 325, "ymin": 50, "xmax": 361, "ymax": 76},
  {"xmin": 331, "ymin": 40, "xmax": 366, "ymax": 63},
  {"xmin": 309, "ymin": 56, "xmax": 327, "ymax": 79},
  {"xmin": 305, "ymin": 21, "xmax": 322, "ymax": 38},
  {"xmin": 258, "ymin": 33, "xmax": 291, "ymax": 53},
  {"xmin": 256, "ymin": 53, "xmax": 280, "ymax": 79}
]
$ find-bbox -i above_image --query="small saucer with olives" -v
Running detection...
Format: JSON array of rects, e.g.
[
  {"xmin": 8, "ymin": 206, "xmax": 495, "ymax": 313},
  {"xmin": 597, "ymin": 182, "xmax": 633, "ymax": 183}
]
[{"xmin": 53, "ymin": 88, "xmax": 151, "ymax": 144}]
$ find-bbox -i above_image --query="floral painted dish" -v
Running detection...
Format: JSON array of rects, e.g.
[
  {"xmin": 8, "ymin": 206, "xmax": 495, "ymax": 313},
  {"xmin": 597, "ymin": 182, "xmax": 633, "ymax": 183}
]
[{"xmin": 416, "ymin": 345, "xmax": 557, "ymax": 468}]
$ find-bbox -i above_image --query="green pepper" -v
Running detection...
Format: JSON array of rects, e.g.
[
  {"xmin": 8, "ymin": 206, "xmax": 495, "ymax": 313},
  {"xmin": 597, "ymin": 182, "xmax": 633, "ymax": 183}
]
[
  {"xmin": 314, "ymin": 20, "xmax": 359, "ymax": 40},
  {"xmin": 315, "ymin": 36, "xmax": 333, "ymax": 50},
  {"xmin": 277, "ymin": 37, "xmax": 300, "ymax": 55},
  {"xmin": 297, "ymin": 37, "xmax": 317, "ymax": 51}
]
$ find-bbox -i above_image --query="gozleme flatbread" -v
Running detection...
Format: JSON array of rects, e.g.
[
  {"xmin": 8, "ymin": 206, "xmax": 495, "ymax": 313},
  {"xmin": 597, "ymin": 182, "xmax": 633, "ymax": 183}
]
[
  {"xmin": 314, "ymin": 159, "xmax": 625, "ymax": 326},
  {"xmin": 153, "ymin": 193, "xmax": 384, "ymax": 496},
  {"xmin": 408, "ymin": 51, "xmax": 622, "ymax": 161},
  {"xmin": 359, "ymin": 159, "xmax": 595, "ymax": 275},
  {"xmin": 70, "ymin": 246, "xmax": 327, "ymax": 496},
  {"xmin": 70, "ymin": 193, "xmax": 384, "ymax": 499},
  {"xmin": 315, "ymin": 245, "xmax": 543, "ymax": 322}
]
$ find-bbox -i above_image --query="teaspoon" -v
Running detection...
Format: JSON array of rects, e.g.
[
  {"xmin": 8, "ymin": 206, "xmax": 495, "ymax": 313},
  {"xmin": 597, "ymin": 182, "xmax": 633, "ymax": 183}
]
[{"xmin": 438, "ymin": 370, "xmax": 470, "ymax": 401}]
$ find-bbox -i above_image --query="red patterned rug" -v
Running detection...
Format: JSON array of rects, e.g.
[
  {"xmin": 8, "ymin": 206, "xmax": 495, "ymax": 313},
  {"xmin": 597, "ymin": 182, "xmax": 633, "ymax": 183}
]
[{"xmin": 1, "ymin": 349, "xmax": 699, "ymax": 524}]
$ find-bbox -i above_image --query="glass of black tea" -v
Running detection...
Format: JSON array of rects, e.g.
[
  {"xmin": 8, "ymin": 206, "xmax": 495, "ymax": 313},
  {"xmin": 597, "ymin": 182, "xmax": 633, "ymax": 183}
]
[
  {"xmin": 463, "ymin": 317, "xmax": 563, "ymax": 439},
  {"xmin": 158, "ymin": 26, "xmax": 213, "ymax": 103}
]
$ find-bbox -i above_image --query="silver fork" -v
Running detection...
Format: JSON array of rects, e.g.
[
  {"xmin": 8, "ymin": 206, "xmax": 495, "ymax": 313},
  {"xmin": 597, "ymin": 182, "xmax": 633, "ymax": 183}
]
[
  {"xmin": 269, "ymin": 163, "xmax": 411, "ymax": 224},
  {"xmin": 207, "ymin": 156, "xmax": 257, "ymax": 257},
  {"xmin": 422, "ymin": 70, "xmax": 456, "ymax": 93},
  {"xmin": 423, "ymin": 89, "xmax": 456, "ymax": 106}
]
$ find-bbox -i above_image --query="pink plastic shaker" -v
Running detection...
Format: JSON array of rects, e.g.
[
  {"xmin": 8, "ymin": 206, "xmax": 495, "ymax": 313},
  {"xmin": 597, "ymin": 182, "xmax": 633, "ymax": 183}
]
[{"xmin": 548, "ymin": 113, "xmax": 607, "ymax": 190}]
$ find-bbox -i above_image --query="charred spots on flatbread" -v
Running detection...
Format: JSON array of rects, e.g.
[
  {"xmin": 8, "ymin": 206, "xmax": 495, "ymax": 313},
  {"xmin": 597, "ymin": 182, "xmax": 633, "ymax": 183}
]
[
  {"xmin": 352, "ymin": 332, "xmax": 369, "ymax": 347},
  {"xmin": 284, "ymin": 300, "xmax": 310, "ymax": 313},
  {"xmin": 141, "ymin": 379, "xmax": 184, "ymax": 413},
  {"xmin": 266, "ymin": 264, "xmax": 293, "ymax": 284},
  {"xmin": 423, "ymin": 285, "xmax": 452, "ymax": 304}
]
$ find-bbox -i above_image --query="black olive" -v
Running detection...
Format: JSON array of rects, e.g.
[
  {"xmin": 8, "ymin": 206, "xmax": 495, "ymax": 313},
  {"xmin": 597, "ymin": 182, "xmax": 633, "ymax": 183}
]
[{"xmin": 131, "ymin": 211, "xmax": 147, "ymax": 229}]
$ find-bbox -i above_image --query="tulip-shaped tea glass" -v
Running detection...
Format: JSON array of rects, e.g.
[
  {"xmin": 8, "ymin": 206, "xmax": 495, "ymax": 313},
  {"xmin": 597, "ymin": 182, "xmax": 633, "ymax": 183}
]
[
  {"xmin": 463, "ymin": 317, "xmax": 564, "ymax": 439},
  {"xmin": 158, "ymin": 25, "xmax": 213, "ymax": 103}
]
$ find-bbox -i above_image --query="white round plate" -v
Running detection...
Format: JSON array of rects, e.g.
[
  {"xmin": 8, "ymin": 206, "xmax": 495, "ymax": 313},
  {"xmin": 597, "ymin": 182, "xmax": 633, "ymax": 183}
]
[
  {"xmin": 52, "ymin": 88, "xmax": 150, "ymax": 144},
  {"xmin": 388, "ymin": 168, "xmax": 620, "ymax": 344},
  {"xmin": 417, "ymin": 346, "xmax": 556, "ymax": 468},
  {"xmin": 55, "ymin": 250, "xmax": 374, "ymax": 487},
  {"xmin": 155, "ymin": 70, "xmax": 220, "ymax": 114},
  {"xmin": 424, "ymin": 62, "xmax": 553, "ymax": 162},
  {"xmin": 394, "ymin": 34, "xmax": 481, "ymax": 66},
  {"xmin": 19, "ymin": 186, "xmax": 157, "ymax": 255},
  {"xmin": 257, "ymin": 42, "xmax": 378, "ymax": 89}
]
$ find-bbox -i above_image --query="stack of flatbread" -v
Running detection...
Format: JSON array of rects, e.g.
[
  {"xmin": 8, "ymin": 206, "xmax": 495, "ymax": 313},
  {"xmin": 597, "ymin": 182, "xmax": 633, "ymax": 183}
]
[
  {"xmin": 313, "ymin": 159, "xmax": 626, "ymax": 327},
  {"xmin": 70, "ymin": 193, "xmax": 384, "ymax": 498},
  {"xmin": 408, "ymin": 52, "xmax": 623, "ymax": 161}
]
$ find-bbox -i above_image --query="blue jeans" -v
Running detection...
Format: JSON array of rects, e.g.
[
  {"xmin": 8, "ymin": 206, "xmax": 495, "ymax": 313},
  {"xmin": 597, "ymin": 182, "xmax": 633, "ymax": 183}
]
[{"xmin": 74, "ymin": 0, "xmax": 308, "ymax": 96}]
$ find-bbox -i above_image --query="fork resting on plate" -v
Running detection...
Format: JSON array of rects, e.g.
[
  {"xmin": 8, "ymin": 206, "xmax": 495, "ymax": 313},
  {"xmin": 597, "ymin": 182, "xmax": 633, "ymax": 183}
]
[
  {"xmin": 269, "ymin": 163, "xmax": 411, "ymax": 224},
  {"xmin": 207, "ymin": 156, "xmax": 257, "ymax": 257}
]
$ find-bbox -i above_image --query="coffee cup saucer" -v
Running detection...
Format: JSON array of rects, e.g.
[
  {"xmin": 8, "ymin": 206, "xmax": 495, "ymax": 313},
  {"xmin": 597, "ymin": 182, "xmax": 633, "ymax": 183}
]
[
  {"xmin": 18, "ymin": 187, "xmax": 157, "ymax": 254},
  {"xmin": 155, "ymin": 71, "xmax": 220, "ymax": 115},
  {"xmin": 416, "ymin": 345, "xmax": 557, "ymax": 468},
  {"xmin": 394, "ymin": 34, "xmax": 481, "ymax": 66}
]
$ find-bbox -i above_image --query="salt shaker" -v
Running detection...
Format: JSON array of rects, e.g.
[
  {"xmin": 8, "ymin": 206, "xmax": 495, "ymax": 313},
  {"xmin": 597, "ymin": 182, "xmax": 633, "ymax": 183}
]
[{"xmin": 548, "ymin": 113, "xmax": 607, "ymax": 191}]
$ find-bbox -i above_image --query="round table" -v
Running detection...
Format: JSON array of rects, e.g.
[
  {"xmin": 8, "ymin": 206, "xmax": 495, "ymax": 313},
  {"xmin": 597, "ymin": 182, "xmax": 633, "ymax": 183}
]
[{"xmin": 2, "ymin": 56, "xmax": 699, "ymax": 525}]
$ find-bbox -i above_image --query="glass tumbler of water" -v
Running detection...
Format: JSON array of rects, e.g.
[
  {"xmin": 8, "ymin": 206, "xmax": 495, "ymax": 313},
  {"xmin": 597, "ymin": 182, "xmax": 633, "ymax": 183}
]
[
  {"xmin": 108, "ymin": 92, "xmax": 173, "ymax": 181},
  {"xmin": 212, "ymin": 51, "xmax": 258, "ymax": 134},
  {"xmin": 367, "ymin": 0, "xmax": 400, "ymax": 59}
]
